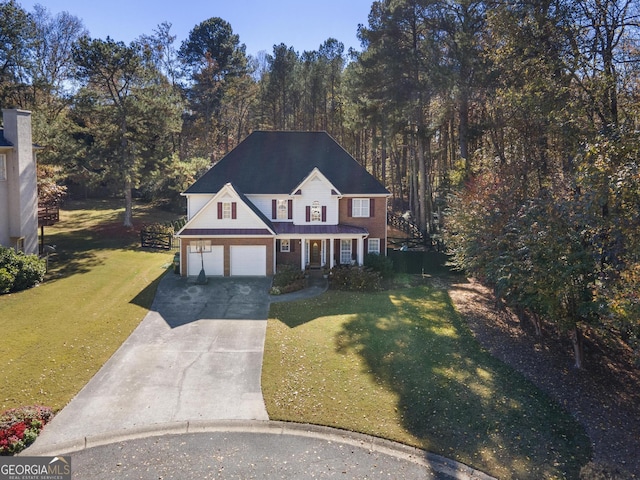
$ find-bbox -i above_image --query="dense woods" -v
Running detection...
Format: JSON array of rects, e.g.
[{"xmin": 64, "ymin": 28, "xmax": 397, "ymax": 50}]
[{"xmin": 1, "ymin": 0, "xmax": 639, "ymax": 368}]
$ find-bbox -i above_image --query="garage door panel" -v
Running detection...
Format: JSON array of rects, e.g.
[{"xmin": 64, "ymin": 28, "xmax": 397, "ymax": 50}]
[
  {"xmin": 187, "ymin": 245, "xmax": 224, "ymax": 276},
  {"xmin": 230, "ymin": 246, "xmax": 266, "ymax": 276}
]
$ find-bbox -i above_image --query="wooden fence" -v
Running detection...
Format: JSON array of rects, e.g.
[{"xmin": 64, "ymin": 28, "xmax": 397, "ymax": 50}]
[
  {"xmin": 140, "ymin": 230, "xmax": 173, "ymax": 249},
  {"xmin": 139, "ymin": 216, "xmax": 186, "ymax": 250}
]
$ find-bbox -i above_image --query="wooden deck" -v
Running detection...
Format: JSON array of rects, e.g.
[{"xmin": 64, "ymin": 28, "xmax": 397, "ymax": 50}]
[{"xmin": 38, "ymin": 205, "xmax": 60, "ymax": 227}]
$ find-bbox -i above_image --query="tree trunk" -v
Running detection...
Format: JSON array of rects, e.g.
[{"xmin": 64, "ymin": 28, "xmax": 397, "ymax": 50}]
[
  {"xmin": 570, "ymin": 326, "xmax": 584, "ymax": 369},
  {"xmin": 417, "ymin": 129, "xmax": 427, "ymax": 232},
  {"xmin": 459, "ymin": 87, "xmax": 470, "ymax": 173},
  {"xmin": 121, "ymin": 116, "xmax": 133, "ymax": 228},
  {"xmin": 531, "ymin": 312, "xmax": 543, "ymax": 337},
  {"xmin": 123, "ymin": 177, "xmax": 133, "ymax": 228}
]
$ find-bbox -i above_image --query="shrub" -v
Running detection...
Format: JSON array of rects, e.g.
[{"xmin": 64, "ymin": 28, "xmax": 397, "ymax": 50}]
[
  {"xmin": 0, "ymin": 247, "xmax": 46, "ymax": 294},
  {"xmin": 329, "ymin": 265, "xmax": 381, "ymax": 292},
  {"xmin": 12, "ymin": 254, "xmax": 46, "ymax": 292},
  {"xmin": 0, "ymin": 266, "xmax": 17, "ymax": 294},
  {"xmin": 0, "ymin": 406, "xmax": 53, "ymax": 455},
  {"xmin": 141, "ymin": 222, "xmax": 175, "ymax": 235},
  {"xmin": 271, "ymin": 265, "xmax": 305, "ymax": 294},
  {"xmin": 364, "ymin": 253, "xmax": 395, "ymax": 278}
]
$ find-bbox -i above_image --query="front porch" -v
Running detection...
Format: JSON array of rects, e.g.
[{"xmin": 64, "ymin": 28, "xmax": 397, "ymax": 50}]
[{"xmin": 272, "ymin": 223, "xmax": 374, "ymax": 272}]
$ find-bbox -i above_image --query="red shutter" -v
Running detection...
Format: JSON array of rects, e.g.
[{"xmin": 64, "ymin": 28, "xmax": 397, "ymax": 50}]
[
  {"xmin": 321, "ymin": 206, "xmax": 327, "ymax": 222},
  {"xmin": 231, "ymin": 202, "xmax": 237, "ymax": 219},
  {"xmin": 352, "ymin": 239, "xmax": 358, "ymax": 261},
  {"xmin": 217, "ymin": 202, "xmax": 222, "ymax": 219},
  {"xmin": 288, "ymin": 200, "xmax": 293, "ymax": 219},
  {"xmin": 291, "ymin": 239, "xmax": 296, "ymax": 252},
  {"xmin": 272, "ymin": 199, "xmax": 277, "ymax": 219},
  {"xmin": 369, "ymin": 198, "xmax": 375, "ymax": 217},
  {"xmin": 306, "ymin": 206, "xmax": 311, "ymax": 222},
  {"xmin": 347, "ymin": 199, "xmax": 353, "ymax": 217},
  {"xmin": 364, "ymin": 239, "xmax": 368, "ymax": 254}
]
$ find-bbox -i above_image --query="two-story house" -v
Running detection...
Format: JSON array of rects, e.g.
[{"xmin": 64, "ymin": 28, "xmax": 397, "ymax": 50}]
[
  {"xmin": 176, "ymin": 131, "xmax": 390, "ymax": 277},
  {"xmin": 0, "ymin": 109, "xmax": 38, "ymax": 255}
]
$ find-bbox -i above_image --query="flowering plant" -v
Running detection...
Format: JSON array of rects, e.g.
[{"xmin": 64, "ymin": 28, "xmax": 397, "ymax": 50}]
[{"xmin": 0, "ymin": 406, "xmax": 53, "ymax": 455}]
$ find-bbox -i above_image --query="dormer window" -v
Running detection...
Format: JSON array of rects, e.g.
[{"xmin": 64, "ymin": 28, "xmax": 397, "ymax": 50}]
[
  {"xmin": 0, "ymin": 154, "xmax": 6, "ymax": 181},
  {"xmin": 272, "ymin": 199, "xmax": 293, "ymax": 220}
]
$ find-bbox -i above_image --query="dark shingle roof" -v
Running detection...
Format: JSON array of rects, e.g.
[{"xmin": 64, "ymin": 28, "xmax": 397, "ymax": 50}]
[
  {"xmin": 185, "ymin": 131, "xmax": 389, "ymax": 195},
  {"xmin": 0, "ymin": 130, "xmax": 13, "ymax": 147}
]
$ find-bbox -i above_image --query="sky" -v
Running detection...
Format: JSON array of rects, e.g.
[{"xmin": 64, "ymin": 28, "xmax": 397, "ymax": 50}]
[{"xmin": 18, "ymin": 0, "xmax": 374, "ymax": 57}]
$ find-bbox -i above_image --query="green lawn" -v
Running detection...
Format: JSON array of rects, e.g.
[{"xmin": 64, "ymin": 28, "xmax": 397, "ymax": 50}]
[
  {"xmin": 2, "ymin": 199, "xmax": 591, "ymax": 478},
  {"xmin": 263, "ymin": 286, "xmax": 591, "ymax": 479},
  {"xmin": 0, "ymin": 199, "xmax": 176, "ymax": 411}
]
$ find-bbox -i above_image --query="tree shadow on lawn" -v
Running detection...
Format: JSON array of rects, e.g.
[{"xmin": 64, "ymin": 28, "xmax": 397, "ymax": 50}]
[
  {"xmin": 129, "ymin": 268, "xmax": 171, "ymax": 310},
  {"xmin": 42, "ymin": 210, "xmax": 164, "ymax": 283},
  {"xmin": 43, "ymin": 231, "xmax": 104, "ymax": 281},
  {"xmin": 333, "ymin": 286, "xmax": 591, "ymax": 479}
]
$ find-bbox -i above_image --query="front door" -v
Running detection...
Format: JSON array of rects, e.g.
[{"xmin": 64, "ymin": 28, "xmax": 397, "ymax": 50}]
[{"xmin": 309, "ymin": 240, "xmax": 321, "ymax": 267}]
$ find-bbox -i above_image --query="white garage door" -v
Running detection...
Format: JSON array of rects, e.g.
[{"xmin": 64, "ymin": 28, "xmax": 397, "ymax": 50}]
[
  {"xmin": 230, "ymin": 246, "xmax": 266, "ymax": 276},
  {"xmin": 187, "ymin": 245, "xmax": 224, "ymax": 276}
]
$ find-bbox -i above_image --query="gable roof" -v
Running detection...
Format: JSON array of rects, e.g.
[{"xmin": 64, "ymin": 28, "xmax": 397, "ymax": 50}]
[
  {"xmin": 184, "ymin": 131, "xmax": 389, "ymax": 196},
  {"xmin": 292, "ymin": 167, "xmax": 341, "ymax": 196},
  {"xmin": 176, "ymin": 183, "xmax": 275, "ymax": 237}
]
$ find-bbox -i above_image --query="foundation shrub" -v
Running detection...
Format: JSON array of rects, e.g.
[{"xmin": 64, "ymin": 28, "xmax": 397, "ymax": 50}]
[
  {"xmin": 329, "ymin": 265, "xmax": 381, "ymax": 291},
  {"xmin": 0, "ymin": 247, "xmax": 46, "ymax": 294}
]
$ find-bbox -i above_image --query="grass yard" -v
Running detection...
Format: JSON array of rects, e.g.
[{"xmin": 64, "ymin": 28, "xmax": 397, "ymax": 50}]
[
  {"xmin": 263, "ymin": 285, "xmax": 591, "ymax": 479},
  {"xmin": 0, "ymin": 199, "xmax": 176, "ymax": 412}
]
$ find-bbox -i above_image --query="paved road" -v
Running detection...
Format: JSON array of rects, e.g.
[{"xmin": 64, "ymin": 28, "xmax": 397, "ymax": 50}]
[{"xmin": 65, "ymin": 421, "xmax": 490, "ymax": 480}]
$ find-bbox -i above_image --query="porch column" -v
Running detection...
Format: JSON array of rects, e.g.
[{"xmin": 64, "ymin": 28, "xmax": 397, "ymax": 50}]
[
  {"xmin": 300, "ymin": 239, "xmax": 306, "ymax": 271},
  {"xmin": 329, "ymin": 237, "xmax": 335, "ymax": 268},
  {"xmin": 357, "ymin": 236, "xmax": 364, "ymax": 266}
]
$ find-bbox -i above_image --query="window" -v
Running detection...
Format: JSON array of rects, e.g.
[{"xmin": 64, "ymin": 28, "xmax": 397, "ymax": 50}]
[
  {"xmin": 280, "ymin": 239, "xmax": 290, "ymax": 252},
  {"xmin": 368, "ymin": 238, "xmax": 380, "ymax": 255},
  {"xmin": 352, "ymin": 198, "xmax": 370, "ymax": 217},
  {"xmin": 311, "ymin": 201, "xmax": 322, "ymax": 222},
  {"xmin": 222, "ymin": 202, "xmax": 232, "ymax": 219},
  {"xmin": 217, "ymin": 201, "xmax": 237, "ymax": 219},
  {"xmin": 340, "ymin": 239, "xmax": 352, "ymax": 264},
  {"xmin": 277, "ymin": 199, "xmax": 288, "ymax": 219},
  {"xmin": 0, "ymin": 154, "xmax": 6, "ymax": 181}
]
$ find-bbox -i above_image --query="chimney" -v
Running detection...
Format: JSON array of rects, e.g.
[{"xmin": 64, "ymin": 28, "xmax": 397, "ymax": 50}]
[{"xmin": 1, "ymin": 109, "xmax": 38, "ymax": 254}]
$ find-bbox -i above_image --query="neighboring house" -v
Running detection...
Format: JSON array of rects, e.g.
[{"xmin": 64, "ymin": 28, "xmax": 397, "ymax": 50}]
[
  {"xmin": 176, "ymin": 131, "xmax": 390, "ymax": 277},
  {"xmin": 0, "ymin": 109, "xmax": 38, "ymax": 255}
]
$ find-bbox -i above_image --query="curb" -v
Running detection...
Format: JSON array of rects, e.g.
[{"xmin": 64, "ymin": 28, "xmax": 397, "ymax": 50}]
[{"xmin": 24, "ymin": 420, "xmax": 496, "ymax": 480}]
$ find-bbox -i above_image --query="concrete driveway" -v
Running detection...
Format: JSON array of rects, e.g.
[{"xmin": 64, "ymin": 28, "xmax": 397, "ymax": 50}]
[{"xmin": 29, "ymin": 274, "xmax": 272, "ymax": 454}]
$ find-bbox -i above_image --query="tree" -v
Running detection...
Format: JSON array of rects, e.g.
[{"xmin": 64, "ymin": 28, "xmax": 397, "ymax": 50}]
[
  {"xmin": 29, "ymin": 5, "xmax": 86, "ymax": 170},
  {"xmin": 139, "ymin": 22, "xmax": 181, "ymax": 87},
  {"xmin": 178, "ymin": 17, "xmax": 248, "ymax": 159},
  {"xmin": 0, "ymin": 0, "xmax": 35, "ymax": 108},
  {"xmin": 72, "ymin": 36, "xmax": 182, "ymax": 227},
  {"xmin": 264, "ymin": 43, "xmax": 300, "ymax": 129},
  {"xmin": 570, "ymin": 0, "xmax": 640, "ymax": 129},
  {"xmin": 356, "ymin": 0, "xmax": 443, "ymax": 232}
]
